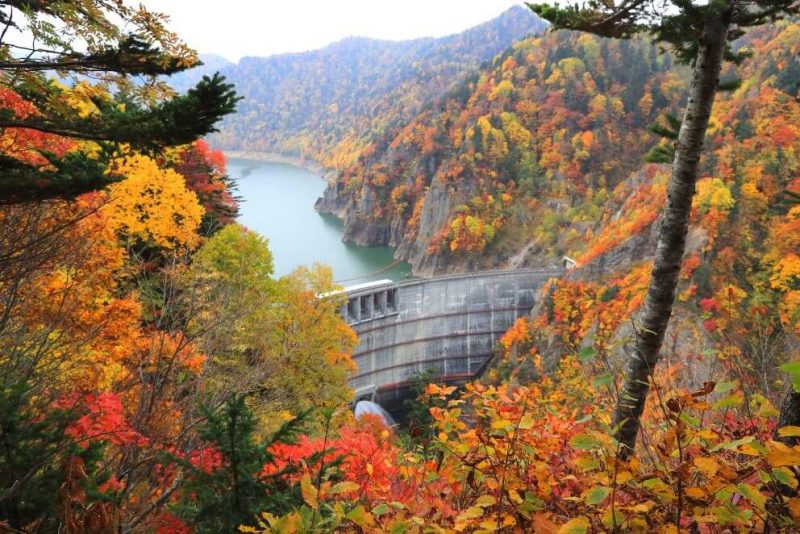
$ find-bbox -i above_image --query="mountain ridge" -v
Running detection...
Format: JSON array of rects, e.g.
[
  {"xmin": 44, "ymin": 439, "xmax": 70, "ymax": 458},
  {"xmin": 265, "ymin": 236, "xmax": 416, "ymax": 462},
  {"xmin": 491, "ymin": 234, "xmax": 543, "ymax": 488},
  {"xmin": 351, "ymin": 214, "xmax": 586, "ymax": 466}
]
[{"xmin": 182, "ymin": 6, "xmax": 547, "ymax": 160}]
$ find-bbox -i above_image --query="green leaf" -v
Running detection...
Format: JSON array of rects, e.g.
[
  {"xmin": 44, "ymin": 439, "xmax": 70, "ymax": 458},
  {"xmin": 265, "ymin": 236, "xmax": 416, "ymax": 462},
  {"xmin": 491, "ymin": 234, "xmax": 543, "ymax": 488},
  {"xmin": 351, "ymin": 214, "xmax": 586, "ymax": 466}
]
[
  {"xmin": 592, "ymin": 374, "xmax": 613, "ymax": 388},
  {"xmin": 456, "ymin": 506, "xmax": 485, "ymax": 521},
  {"xmin": 578, "ymin": 346, "xmax": 596, "ymax": 363},
  {"xmin": 772, "ymin": 467, "xmax": 799, "ymax": 490},
  {"xmin": 717, "ymin": 78, "xmax": 742, "ymax": 92},
  {"xmin": 575, "ymin": 454, "xmax": 600, "ymax": 472},
  {"xmin": 372, "ymin": 503, "xmax": 390, "ymax": 517},
  {"xmin": 779, "ymin": 361, "xmax": 800, "ymax": 374},
  {"xmin": 779, "ymin": 361, "xmax": 800, "ymax": 391},
  {"xmin": 679, "ymin": 412, "xmax": 701, "ymax": 427},
  {"xmin": 713, "ymin": 393, "xmax": 743, "ymax": 409},
  {"xmin": 347, "ymin": 505, "xmax": 376, "ymax": 528},
  {"xmin": 735, "ymin": 483, "xmax": 766, "ymax": 510},
  {"xmin": 713, "ymin": 381, "xmax": 737, "ymax": 394},
  {"xmin": 570, "ymin": 433, "xmax": 601, "ymax": 450},
  {"xmin": 558, "ymin": 516, "xmax": 590, "ymax": 534},
  {"xmin": 329, "ymin": 481, "xmax": 360, "ymax": 494},
  {"xmin": 711, "ymin": 435, "xmax": 755, "ymax": 452},
  {"xmin": 585, "ymin": 486, "xmax": 610, "ymax": 505},
  {"xmin": 518, "ymin": 414, "xmax": 534, "ymax": 430},
  {"xmin": 300, "ymin": 474, "xmax": 318, "ymax": 509}
]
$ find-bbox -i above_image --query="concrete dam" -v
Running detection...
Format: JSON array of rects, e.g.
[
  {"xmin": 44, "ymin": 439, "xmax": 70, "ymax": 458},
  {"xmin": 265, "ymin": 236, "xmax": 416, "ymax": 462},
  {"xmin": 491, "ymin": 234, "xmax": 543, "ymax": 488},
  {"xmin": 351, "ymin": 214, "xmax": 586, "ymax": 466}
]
[{"xmin": 338, "ymin": 268, "xmax": 563, "ymax": 416}]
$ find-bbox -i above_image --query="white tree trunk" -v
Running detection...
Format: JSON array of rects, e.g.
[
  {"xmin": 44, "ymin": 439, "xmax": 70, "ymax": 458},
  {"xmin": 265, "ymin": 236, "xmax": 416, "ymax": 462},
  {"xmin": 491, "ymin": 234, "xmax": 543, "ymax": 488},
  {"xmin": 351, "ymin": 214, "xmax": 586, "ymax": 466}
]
[{"xmin": 612, "ymin": 7, "xmax": 732, "ymax": 456}]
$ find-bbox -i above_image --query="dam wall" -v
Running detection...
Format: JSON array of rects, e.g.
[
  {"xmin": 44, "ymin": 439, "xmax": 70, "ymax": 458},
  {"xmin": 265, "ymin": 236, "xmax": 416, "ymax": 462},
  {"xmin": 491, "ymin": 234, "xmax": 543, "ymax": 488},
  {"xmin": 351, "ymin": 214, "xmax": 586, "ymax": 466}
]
[{"xmin": 340, "ymin": 268, "xmax": 562, "ymax": 414}]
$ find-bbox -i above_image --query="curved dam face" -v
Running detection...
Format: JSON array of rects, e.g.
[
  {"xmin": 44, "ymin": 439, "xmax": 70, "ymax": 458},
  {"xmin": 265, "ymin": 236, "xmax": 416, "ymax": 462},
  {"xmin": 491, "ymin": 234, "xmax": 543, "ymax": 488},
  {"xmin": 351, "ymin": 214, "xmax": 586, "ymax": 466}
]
[{"xmin": 339, "ymin": 268, "xmax": 563, "ymax": 418}]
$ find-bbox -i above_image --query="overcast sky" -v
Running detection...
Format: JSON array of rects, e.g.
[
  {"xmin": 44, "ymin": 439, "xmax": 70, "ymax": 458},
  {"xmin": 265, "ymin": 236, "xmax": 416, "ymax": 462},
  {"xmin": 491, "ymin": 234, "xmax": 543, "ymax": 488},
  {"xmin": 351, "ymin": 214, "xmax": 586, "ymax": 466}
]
[{"xmin": 140, "ymin": 1, "xmax": 523, "ymax": 62}]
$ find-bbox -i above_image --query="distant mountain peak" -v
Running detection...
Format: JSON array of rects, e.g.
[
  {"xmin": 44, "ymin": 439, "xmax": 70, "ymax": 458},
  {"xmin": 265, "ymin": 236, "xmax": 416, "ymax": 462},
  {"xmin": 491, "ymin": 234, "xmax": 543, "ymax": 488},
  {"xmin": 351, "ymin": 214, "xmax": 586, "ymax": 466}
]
[
  {"xmin": 190, "ymin": 4, "xmax": 547, "ymax": 155},
  {"xmin": 227, "ymin": 6, "xmax": 546, "ymax": 64}
]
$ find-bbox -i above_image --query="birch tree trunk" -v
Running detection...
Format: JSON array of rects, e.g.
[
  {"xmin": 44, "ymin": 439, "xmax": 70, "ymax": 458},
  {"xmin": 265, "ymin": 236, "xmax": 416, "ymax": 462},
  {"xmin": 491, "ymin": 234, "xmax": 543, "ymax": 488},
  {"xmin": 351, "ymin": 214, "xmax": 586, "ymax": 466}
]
[
  {"xmin": 777, "ymin": 389, "xmax": 800, "ymax": 445},
  {"xmin": 612, "ymin": 7, "xmax": 732, "ymax": 457}
]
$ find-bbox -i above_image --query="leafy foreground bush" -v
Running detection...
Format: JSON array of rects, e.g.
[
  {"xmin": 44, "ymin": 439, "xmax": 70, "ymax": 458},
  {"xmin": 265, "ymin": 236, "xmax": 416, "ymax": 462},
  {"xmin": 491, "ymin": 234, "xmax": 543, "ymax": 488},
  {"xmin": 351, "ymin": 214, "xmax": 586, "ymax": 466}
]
[{"xmin": 221, "ymin": 354, "xmax": 800, "ymax": 533}]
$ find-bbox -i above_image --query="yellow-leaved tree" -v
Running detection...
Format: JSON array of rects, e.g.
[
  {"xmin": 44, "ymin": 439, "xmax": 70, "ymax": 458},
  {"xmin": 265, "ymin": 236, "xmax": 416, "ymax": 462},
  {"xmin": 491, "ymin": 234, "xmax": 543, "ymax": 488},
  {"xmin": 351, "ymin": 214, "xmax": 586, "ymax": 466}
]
[
  {"xmin": 189, "ymin": 225, "xmax": 357, "ymax": 432},
  {"xmin": 105, "ymin": 154, "xmax": 204, "ymax": 249}
]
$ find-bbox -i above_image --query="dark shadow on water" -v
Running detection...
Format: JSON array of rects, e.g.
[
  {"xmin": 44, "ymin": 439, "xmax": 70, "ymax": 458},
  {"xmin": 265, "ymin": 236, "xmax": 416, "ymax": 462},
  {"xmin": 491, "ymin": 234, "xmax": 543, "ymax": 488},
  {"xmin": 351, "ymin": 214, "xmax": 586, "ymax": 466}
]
[{"xmin": 318, "ymin": 212, "xmax": 345, "ymax": 232}]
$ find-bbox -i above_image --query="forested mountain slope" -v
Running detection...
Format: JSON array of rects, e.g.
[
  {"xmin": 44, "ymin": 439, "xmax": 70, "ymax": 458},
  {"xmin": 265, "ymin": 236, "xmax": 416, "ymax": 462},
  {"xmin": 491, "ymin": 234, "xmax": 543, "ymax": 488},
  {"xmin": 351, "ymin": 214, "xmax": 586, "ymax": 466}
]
[
  {"xmin": 317, "ymin": 28, "xmax": 687, "ymax": 272},
  {"xmin": 201, "ymin": 6, "xmax": 546, "ymax": 164},
  {"xmin": 317, "ymin": 20, "xmax": 799, "ymax": 298},
  {"xmin": 167, "ymin": 54, "xmax": 235, "ymax": 93},
  {"xmin": 315, "ymin": 18, "xmax": 800, "ymax": 396}
]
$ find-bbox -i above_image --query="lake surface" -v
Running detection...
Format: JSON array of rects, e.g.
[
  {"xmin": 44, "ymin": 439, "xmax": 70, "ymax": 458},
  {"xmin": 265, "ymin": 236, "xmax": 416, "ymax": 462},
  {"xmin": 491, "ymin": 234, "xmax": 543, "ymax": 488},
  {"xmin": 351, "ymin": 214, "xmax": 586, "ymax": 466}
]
[{"xmin": 230, "ymin": 158, "xmax": 412, "ymax": 283}]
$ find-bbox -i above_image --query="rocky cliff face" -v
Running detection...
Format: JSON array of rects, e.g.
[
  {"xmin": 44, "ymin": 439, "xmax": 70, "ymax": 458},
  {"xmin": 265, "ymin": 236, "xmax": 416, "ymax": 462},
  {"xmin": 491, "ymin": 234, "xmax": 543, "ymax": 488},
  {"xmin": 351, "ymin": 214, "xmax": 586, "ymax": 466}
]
[
  {"xmin": 317, "ymin": 161, "xmax": 480, "ymax": 276},
  {"xmin": 394, "ymin": 180, "xmax": 454, "ymax": 275},
  {"xmin": 311, "ymin": 27, "xmax": 686, "ymax": 276}
]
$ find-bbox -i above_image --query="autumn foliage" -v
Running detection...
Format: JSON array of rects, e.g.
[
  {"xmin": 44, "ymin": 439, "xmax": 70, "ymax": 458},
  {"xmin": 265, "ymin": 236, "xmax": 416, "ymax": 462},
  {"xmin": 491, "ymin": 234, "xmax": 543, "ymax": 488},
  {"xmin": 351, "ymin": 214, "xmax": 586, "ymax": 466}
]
[{"xmin": 2, "ymin": 4, "xmax": 800, "ymax": 534}]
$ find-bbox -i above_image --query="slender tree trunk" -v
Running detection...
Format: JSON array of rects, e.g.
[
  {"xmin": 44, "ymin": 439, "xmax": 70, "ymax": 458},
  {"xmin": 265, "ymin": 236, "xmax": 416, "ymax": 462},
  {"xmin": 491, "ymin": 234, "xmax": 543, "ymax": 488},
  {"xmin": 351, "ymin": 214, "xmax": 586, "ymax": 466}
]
[
  {"xmin": 612, "ymin": 7, "xmax": 732, "ymax": 457},
  {"xmin": 777, "ymin": 389, "xmax": 800, "ymax": 445}
]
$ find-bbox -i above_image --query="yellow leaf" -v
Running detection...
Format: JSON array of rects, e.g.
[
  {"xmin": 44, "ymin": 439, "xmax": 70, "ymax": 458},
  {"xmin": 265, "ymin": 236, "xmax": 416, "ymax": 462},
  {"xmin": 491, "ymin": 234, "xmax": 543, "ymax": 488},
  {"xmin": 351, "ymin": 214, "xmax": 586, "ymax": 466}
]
[
  {"xmin": 506, "ymin": 489, "xmax": 523, "ymax": 505},
  {"xmin": 778, "ymin": 426, "xmax": 800, "ymax": 438},
  {"xmin": 475, "ymin": 495, "xmax": 496, "ymax": 507},
  {"xmin": 616, "ymin": 470, "xmax": 634, "ymax": 484},
  {"xmin": 694, "ymin": 456, "xmax": 719, "ymax": 478},
  {"xmin": 106, "ymin": 154, "xmax": 204, "ymax": 249},
  {"xmin": 479, "ymin": 519, "xmax": 498, "ymax": 530},
  {"xmin": 696, "ymin": 429, "xmax": 718, "ymax": 440},
  {"xmin": 346, "ymin": 505, "xmax": 376, "ymax": 528},
  {"xmin": 518, "ymin": 414, "xmax": 534, "ymax": 430},
  {"xmin": 630, "ymin": 500, "xmax": 656, "ymax": 513},
  {"xmin": 767, "ymin": 441, "xmax": 800, "ymax": 467},
  {"xmin": 300, "ymin": 474, "xmax": 318, "ymax": 509},
  {"xmin": 456, "ymin": 506, "xmax": 485, "ymax": 522},
  {"xmin": 558, "ymin": 516, "xmax": 590, "ymax": 534},
  {"xmin": 685, "ymin": 487, "xmax": 706, "ymax": 499},
  {"xmin": 491, "ymin": 419, "xmax": 513, "ymax": 430},
  {"xmin": 757, "ymin": 398, "xmax": 780, "ymax": 418}
]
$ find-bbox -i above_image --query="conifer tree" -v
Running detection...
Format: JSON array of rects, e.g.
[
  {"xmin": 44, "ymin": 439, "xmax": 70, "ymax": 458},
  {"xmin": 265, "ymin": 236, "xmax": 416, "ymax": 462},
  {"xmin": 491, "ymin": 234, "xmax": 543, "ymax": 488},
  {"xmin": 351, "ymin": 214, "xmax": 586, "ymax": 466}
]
[
  {"xmin": 0, "ymin": 0, "xmax": 240, "ymax": 201},
  {"xmin": 527, "ymin": 0, "xmax": 800, "ymax": 457},
  {"xmin": 172, "ymin": 396, "xmax": 308, "ymax": 533}
]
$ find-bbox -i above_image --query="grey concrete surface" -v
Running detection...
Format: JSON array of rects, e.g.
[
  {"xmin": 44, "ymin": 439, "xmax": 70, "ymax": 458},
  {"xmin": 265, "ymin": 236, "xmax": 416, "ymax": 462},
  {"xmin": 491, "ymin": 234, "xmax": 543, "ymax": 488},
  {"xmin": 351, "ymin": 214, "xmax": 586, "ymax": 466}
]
[{"xmin": 340, "ymin": 268, "xmax": 563, "ymax": 409}]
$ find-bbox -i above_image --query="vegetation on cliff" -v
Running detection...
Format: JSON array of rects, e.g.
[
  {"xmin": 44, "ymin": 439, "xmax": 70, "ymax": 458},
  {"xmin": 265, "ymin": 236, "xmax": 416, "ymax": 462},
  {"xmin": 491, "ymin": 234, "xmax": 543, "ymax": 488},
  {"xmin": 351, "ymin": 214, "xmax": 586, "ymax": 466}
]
[{"xmin": 0, "ymin": 0, "xmax": 799, "ymax": 532}]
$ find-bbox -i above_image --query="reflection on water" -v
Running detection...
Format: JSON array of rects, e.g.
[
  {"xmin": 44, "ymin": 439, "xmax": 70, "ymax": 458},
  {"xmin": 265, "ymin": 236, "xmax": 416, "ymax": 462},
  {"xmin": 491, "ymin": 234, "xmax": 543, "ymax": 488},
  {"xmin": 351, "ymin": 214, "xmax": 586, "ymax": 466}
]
[{"xmin": 229, "ymin": 158, "xmax": 412, "ymax": 283}]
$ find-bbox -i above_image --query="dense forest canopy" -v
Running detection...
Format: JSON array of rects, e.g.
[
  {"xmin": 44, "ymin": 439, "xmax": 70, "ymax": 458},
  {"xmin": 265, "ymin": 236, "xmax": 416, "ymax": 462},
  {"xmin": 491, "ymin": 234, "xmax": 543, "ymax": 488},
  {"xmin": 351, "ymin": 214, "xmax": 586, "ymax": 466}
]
[{"xmin": 0, "ymin": 0, "xmax": 799, "ymax": 532}]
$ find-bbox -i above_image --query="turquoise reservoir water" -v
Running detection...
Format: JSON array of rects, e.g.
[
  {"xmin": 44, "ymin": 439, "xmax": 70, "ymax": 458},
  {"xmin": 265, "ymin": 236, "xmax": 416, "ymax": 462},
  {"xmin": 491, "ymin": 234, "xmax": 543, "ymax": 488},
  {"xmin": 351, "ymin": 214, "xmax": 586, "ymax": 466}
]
[{"xmin": 229, "ymin": 158, "xmax": 412, "ymax": 283}]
